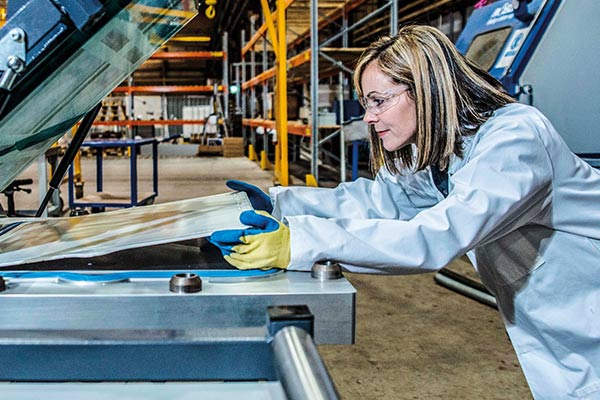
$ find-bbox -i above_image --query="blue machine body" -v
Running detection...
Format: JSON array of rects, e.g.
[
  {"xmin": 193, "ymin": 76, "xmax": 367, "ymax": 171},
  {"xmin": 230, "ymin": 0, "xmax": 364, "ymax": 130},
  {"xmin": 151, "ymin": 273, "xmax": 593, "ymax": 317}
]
[
  {"xmin": 456, "ymin": 0, "xmax": 600, "ymax": 157},
  {"xmin": 456, "ymin": 0, "xmax": 560, "ymax": 96}
]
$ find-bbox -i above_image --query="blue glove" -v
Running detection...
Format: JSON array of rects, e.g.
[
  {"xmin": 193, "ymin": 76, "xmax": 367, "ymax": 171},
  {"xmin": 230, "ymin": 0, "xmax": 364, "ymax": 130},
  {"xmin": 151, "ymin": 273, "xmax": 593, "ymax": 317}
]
[
  {"xmin": 209, "ymin": 210, "xmax": 290, "ymax": 270},
  {"xmin": 226, "ymin": 180, "xmax": 273, "ymax": 213}
]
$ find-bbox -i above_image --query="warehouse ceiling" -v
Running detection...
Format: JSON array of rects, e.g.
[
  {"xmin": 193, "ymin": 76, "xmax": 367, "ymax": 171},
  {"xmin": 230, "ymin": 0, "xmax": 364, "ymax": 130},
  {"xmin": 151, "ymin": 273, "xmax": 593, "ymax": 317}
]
[
  {"xmin": 0, "ymin": 0, "xmax": 479, "ymax": 87},
  {"xmin": 130, "ymin": 1, "xmax": 267, "ymax": 87},
  {"xmin": 131, "ymin": 0, "xmax": 479, "ymax": 87}
]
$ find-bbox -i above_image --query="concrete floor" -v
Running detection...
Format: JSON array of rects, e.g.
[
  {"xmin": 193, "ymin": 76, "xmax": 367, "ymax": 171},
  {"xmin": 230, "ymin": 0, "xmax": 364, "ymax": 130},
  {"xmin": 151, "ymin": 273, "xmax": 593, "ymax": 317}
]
[{"xmin": 7, "ymin": 147, "xmax": 532, "ymax": 399}]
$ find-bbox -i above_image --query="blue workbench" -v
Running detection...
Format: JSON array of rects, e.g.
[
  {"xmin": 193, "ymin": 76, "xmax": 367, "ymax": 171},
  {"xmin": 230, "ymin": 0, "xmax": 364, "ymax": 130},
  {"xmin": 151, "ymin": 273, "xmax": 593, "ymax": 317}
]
[{"xmin": 68, "ymin": 138, "xmax": 158, "ymax": 211}]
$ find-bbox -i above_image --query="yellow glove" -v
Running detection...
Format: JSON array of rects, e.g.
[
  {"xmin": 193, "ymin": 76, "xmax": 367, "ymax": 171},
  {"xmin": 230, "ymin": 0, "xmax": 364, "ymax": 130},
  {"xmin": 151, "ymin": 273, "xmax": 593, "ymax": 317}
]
[{"xmin": 209, "ymin": 210, "xmax": 290, "ymax": 270}]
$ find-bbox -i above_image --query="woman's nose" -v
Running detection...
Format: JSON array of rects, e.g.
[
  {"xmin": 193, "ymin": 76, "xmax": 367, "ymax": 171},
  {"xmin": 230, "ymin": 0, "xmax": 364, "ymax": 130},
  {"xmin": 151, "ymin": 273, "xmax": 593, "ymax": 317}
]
[{"xmin": 363, "ymin": 109, "xmax": 378, "ymax": 123}]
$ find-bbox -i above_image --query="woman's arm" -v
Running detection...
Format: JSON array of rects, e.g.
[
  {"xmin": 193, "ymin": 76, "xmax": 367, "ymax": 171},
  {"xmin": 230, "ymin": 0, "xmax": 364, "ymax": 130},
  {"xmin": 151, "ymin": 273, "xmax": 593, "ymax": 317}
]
[
  {"xmin": 271, "ymin": 167, "xmax": 441, "ymax": 221},
  {"xmin": 284, "ymin": 112, "xmax": 554, "ymax": 273}
]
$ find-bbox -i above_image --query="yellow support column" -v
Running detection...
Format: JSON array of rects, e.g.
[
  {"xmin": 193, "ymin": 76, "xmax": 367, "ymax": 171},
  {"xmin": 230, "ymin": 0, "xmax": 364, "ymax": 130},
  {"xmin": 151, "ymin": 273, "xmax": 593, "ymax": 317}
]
[
  {"xmin": 260, "ymin": 150, "xmax": 272, "ymax": 170},
  {"xmin": 305, "ymin": 174, "xmax": 318, "ymax": 187},
  {"xmin": 276, "ymin": 0, "xmax": 289, "ymax": 186},
  {"xmin": 248, "ymin": 144, "xmax": 258, "ymax": 161},
  {"xmin": 260, "ymin": 0, "xmax": 288, "ymax": 185},
  {"xmin": 259, "ymin": 0, "xmax": 279, "ymax": 59}
]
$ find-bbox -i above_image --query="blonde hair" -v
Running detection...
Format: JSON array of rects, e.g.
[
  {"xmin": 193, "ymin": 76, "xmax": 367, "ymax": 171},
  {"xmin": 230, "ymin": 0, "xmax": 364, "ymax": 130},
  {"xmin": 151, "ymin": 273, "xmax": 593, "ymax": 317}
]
[{"xmin": 353, "ymin": 25, "xmax": 514, "ymax": 174}]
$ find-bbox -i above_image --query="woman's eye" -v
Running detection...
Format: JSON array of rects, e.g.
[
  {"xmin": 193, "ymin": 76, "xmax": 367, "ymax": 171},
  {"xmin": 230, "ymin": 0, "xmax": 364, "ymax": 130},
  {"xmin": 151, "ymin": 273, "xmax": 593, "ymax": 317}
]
[{"xmin": 371, "ymin": 98, "xmax": 386, "ymax": 107}]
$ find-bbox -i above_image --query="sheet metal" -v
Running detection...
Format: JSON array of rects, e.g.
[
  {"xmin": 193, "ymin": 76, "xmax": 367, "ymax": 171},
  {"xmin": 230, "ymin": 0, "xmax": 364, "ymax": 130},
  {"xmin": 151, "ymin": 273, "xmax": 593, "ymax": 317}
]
[{"xmin": 0, "ymin": 192, "xmax": 251, "ymax": 267}]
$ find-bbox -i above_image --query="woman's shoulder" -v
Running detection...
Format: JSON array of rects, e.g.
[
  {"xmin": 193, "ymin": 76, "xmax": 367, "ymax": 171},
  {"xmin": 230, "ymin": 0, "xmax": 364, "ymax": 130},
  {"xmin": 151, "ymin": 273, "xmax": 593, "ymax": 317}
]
[
  {"xmin": 475, "ymin": 103, "xmax": 556, "ymax": 144},
  {"xmin": 460, "ymin": 103, "xmax": 556, "ymax": 158},
  {"xmin": 489, "ymin": 103, "xmax": 549, "ymax": 127}
]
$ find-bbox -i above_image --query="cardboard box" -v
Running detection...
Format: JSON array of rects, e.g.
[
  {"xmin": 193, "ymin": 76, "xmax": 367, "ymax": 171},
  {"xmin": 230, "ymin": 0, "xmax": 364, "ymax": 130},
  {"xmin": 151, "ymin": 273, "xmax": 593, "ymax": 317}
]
[
  {"xmin": 222, "ymin": 137, "xmax": 245, "ymax": 157},
  {"xmin": 196, "ymin": 145, "xmax": 223, "ymax": 156}
]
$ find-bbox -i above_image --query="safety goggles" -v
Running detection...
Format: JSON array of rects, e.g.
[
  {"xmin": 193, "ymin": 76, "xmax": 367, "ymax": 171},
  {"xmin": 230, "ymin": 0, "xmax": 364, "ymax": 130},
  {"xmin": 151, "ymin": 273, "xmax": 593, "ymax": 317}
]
[{"xmin": 358, "ymin": 87, "xmax": 409, "ymax": 115}]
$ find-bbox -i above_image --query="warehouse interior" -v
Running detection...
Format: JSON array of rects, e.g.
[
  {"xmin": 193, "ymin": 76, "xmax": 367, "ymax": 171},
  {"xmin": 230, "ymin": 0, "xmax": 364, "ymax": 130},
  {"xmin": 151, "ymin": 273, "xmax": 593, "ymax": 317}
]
[{"xmin": 0, "ymin": 0, "xmax": 597, "ymax": 398}]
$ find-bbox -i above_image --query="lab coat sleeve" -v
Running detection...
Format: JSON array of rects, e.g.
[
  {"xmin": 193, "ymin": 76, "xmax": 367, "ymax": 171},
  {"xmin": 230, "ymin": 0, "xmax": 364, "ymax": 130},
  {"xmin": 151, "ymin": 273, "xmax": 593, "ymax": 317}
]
[
  {"xmin": 285, "ymin": 114, "xmax": 554, "ymax": 273},
  {"xmin": 270, "ymin": 168, "xmax": 440, "ymax": 221}
]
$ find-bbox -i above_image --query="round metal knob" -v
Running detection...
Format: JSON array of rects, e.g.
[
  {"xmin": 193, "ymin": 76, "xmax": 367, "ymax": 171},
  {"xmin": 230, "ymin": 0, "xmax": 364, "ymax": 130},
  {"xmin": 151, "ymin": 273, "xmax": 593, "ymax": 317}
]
[
  {"xmin": 311, "ymin": 260, "xmax": 342, "ymax": 280},
  {"xmin": 169, "ymin": 273, "xmax": 202, "ymax": 293},
  {"xmin": 9, "ymin": 28, "xmax": 25, "ymax": 43},
  {"xmin": 6, "ymin": 56, "xmax": 24, "ymax": 73}
]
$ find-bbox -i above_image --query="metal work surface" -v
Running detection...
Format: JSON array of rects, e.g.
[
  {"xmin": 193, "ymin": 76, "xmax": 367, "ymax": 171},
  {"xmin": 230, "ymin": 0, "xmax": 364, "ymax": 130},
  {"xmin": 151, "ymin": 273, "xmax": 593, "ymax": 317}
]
[
  {"xmin": 0, "ymin": 269, "xmax": 355, "ymax": 345},
  {"xmin": 0, "ymin": 382, "xmax": 287, "ymax": 400}
]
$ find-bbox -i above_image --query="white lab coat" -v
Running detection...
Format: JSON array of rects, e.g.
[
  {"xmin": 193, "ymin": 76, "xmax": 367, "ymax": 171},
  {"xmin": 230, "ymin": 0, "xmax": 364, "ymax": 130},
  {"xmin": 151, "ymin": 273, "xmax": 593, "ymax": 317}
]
[{"xmin": 270, "ymin": 103, "xmax": 600, "ymax": 399}]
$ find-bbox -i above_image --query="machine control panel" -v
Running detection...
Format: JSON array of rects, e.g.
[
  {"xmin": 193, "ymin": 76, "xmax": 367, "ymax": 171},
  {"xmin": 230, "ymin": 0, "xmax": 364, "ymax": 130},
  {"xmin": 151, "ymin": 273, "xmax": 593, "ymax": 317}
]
[{"xmin": 455, "ymin": 0, "xmax": 546, "ymax": 88}]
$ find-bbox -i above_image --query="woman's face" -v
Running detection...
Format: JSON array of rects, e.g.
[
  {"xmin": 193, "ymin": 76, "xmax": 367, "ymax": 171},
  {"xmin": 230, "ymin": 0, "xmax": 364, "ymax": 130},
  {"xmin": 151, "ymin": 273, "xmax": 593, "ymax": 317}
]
[{"xmin": 360, "ymin": 62, "xmax": 417, "ymax": 152}]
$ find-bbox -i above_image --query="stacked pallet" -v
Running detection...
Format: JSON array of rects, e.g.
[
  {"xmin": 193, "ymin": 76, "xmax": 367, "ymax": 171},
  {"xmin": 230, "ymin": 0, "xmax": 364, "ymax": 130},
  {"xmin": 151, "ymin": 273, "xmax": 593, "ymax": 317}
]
[
  {"xmin": 222, "ymin": 137, "xmax": 245, "ymax": 157},
  {"xmin": 196, "ymin": 144, "xmax": 223, "ymax": 156}
]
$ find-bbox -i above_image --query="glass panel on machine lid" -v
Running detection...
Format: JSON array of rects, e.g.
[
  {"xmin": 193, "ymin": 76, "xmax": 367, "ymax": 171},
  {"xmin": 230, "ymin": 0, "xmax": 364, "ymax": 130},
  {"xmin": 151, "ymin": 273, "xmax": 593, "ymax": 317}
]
[
  {"xmin": 465, "ymin": 26, "xmax": 512, "ymax": 72},
  {"xmin": 0, "ymin": 0, "xmax": 197, "ymax": 192}
]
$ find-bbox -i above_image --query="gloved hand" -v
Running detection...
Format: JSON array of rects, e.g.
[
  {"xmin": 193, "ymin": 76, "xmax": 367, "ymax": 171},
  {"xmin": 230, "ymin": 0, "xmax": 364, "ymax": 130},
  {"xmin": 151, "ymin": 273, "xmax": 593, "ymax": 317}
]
[
  {"xmin": 226, "ymin": 180, "xmax": 273, "ymax": 213},
  {"xmin": 209, "ymin": 210, "xmax": 290, "ymax": 270}
]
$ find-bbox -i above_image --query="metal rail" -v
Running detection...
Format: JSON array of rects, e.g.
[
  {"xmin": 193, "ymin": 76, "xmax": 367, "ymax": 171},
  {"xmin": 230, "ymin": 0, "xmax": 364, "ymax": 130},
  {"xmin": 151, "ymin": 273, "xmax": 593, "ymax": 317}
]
[
  {"xmin": 434, "ymin": 268, "xmax": 497, "ymax": 309},
  {"xmin": 272, "ymin": 326, "xmax": 339, "ymax": 400}
]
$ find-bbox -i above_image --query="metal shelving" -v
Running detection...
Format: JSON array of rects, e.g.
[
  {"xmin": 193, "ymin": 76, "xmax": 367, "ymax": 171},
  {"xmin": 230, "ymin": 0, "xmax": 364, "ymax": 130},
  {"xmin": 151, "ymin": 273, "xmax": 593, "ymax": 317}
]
[
  {"xmin": 97, "ymin": 37, "xmax": 230, "ymax": 142},
  {"xmin": 238, "ymin": 0, "xmax": 478, "ymax": 186},
  {"xmin": 239, "ymin": 0, "xmax": 375, "ymax": 186}
]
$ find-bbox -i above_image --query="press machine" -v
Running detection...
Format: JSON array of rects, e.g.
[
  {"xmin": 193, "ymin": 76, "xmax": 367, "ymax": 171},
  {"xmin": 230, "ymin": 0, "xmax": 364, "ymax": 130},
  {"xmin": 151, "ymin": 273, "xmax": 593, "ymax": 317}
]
[
  {"xmin": 437, "ymin": 0, "xmax": 600, "ymax": 305},
  {"xmin": 456, "ymin": 0, "xmax": 600, "ymax": 159},
  {"xmin": 0, "ymin": 1, "xmax": 356, "ymax": 399}
]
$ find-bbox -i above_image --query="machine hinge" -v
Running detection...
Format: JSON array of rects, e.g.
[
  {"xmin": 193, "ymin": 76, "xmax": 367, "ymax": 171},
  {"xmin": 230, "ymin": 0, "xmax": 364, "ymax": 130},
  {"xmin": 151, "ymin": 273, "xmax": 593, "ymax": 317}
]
[{"xmin": 0, "ymin": 27, "xmax": 26, "ymax": 91}]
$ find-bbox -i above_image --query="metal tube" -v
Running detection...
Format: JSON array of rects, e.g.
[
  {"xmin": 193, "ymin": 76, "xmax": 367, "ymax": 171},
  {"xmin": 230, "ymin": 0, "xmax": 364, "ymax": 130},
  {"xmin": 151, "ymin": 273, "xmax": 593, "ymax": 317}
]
[
  {"xmin": 130, "ymin": 141, "xmax": 138, "ymax": 204},
  {"xmin": 241, "ymin": 30, "xmax": 248, "ymax": 144},
  {"xmin": 390, "ymin": 0, "xmax": 398, "ymax": 35},
  {"xmin": 241, "ymin": 30, "xmax": 247, "ymax": 118},
  {"xmin": 222, "ymin": 31, "xmax": 229, "ymax": 120},
  {"xmin": 234, "ymin": 63, "xmax": 241, "ymax": 112},
  {"xmin": 310, "ymin": 0, "xmax": 319, "ymax": 183},
  {"xmin": 321, "ymin": 1, "xmax": 392, "ymax": 48},
  {"xmin": 434, "ymin": 268, "xmax": 497, "ymax": 309},
  {"xmin": 271, "ymin": 326, "xmax": 339, "ymax": 400},
  {"xmin": 262, "ymin": 19, "xmax": 270, "ymax": 158},
  {"xmin": 319, "ymin": 129, "xmax": 341, "ymax": 146},
  {"xmin": 250, "ymin": 16, "xmax": 257, "ymax": 150},
  {"xmin": 152, "ymin": 140, "xmax": 158, "ymax": 195},
  {"xmin": 262, "ymin": 26, "xmax": 269, "ymax": 117},
  {"xmin": 128, "ymin": 76, "xmax": 134, "ymax": 139},
  {"xmin": 342, "ymin": 11, "xmax": 348, "ymax": 48},
  {"xmin": 161, "ymin": 95, "xmax": 169, "ymax": 137},
  {"xmin": 318, "ymin": 51, "xmax": 353, "ymax": 75},
  {"xmin": 338, "ymin": 71, "xmax": 345, "ymax": 182},
  {"xmin": 352, "ymin": 141, "xmax": 359, "ymax": 180},
  {"xmin": 35, "ymin": 103, "xmax": 102, "ymax": 217},
  {"xmin": 37, "ymin": 154, "xmax": 48, "ymax": 217}
]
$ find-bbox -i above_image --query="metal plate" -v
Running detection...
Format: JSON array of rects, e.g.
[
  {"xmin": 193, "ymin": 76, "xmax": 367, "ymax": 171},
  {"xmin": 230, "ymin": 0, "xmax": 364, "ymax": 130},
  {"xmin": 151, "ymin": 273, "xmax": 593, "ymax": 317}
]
[
  {"xmin": 0, "ymin": 382, "xmax": 288, "ymax": 400},
  {"xmin": 0, "ymin": 270, "xmax": 355, "ymax": 345}
]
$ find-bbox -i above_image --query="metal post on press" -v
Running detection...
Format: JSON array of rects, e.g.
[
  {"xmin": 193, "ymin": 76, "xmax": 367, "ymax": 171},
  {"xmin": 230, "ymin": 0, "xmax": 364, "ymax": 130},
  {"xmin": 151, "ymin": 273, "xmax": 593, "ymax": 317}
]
[{"xmin": 35, "ymin": 103, "xmax": 102, "ymax": 217}]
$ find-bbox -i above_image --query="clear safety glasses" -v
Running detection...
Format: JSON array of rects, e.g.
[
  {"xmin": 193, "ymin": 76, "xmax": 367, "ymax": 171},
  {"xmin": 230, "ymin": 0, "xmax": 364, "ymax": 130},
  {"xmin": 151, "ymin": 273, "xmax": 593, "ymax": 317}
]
[{"xmin": 358, "ymin": 87, "xmax": 409, "ymax": 115}]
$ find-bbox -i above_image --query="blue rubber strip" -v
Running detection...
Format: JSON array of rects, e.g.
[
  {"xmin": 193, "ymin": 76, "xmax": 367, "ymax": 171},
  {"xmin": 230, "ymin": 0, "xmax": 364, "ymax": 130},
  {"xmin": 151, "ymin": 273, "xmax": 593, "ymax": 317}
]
[{"xmin": 0, "ymin": 269, "xmax": 278, "ymax": 282}]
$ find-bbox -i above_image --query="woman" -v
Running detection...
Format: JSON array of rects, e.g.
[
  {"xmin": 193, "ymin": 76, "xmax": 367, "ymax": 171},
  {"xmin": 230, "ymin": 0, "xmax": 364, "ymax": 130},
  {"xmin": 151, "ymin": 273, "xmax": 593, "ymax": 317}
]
[{"xmin": 210, "ymin": 25, "xmax": 600, "ymax": 399}]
